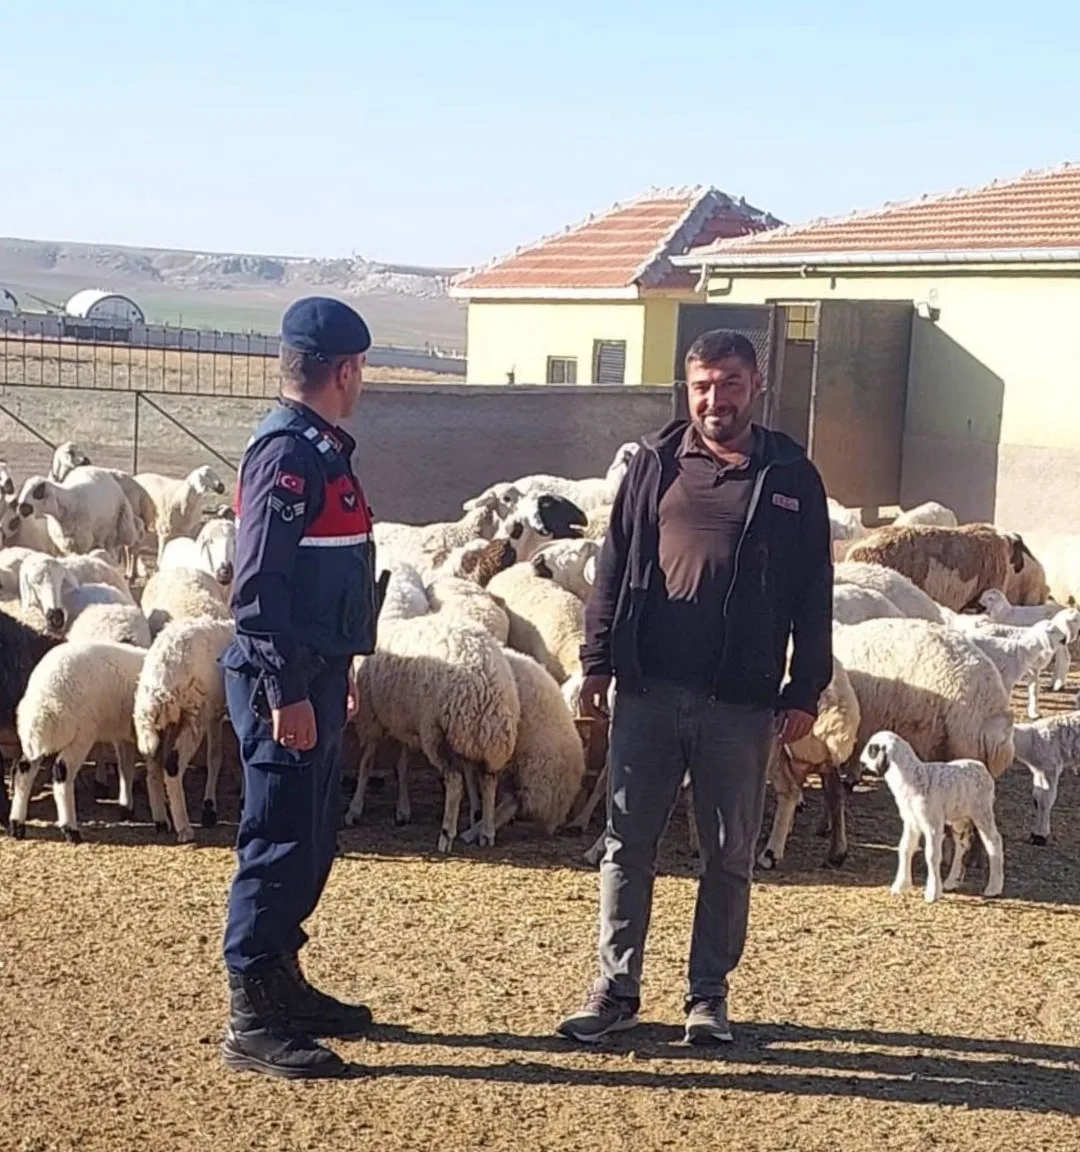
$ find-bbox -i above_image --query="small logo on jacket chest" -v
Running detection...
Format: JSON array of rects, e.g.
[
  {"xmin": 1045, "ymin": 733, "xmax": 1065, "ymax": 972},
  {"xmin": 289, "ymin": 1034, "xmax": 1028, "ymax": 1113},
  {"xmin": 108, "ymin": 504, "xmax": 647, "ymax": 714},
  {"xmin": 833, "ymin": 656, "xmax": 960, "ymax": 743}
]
[
  {"xmin": 341, "ymin": 489, "xmax": 358, "ymax": 512},
  {"xmin": 772, "ymin": 493, "xmax": 800, "ymax": 512}
]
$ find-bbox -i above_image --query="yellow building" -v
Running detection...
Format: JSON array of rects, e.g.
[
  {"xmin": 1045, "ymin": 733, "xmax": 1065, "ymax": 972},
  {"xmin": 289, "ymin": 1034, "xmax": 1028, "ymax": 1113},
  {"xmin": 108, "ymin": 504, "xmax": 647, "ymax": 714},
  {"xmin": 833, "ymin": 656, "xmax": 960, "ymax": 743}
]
[
  {"xmin": 451, "ymin": 187, "xmax": 780, "ymax": 386},
  {"xmin": 672, "ymin": 163, "xmax": 1080, "ymax": 533}
]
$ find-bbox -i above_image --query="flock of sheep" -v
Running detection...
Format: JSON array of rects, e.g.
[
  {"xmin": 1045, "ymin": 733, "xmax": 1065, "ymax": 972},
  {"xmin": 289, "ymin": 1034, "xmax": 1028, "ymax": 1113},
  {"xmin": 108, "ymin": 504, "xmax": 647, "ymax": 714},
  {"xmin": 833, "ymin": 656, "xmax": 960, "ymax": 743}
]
[{"xmin": 1, "ymin": 436, "xmax": 1078, "ymax": 908}]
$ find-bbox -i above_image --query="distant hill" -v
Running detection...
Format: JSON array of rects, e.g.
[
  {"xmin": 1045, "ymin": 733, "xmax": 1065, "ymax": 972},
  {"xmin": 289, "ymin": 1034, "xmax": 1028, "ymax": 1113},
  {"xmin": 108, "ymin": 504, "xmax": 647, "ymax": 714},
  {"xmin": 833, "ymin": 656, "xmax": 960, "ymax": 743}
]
[{"xmin": 0, "ymin": 237, "xmax": 467, "ymax": 351}]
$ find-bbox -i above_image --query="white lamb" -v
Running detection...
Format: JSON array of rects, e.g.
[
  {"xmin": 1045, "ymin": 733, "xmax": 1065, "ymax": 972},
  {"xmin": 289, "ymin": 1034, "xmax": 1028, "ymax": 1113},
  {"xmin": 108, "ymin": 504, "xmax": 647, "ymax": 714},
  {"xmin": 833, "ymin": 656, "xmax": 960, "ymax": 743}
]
[
  {"xmin": 486, "ymin": 561, "xmax": 586, "ymax": 684},
  {"xmin": 892, "ymin": 501, "xmax": 959, "ymax": 528},
  {"xmin": 133, "ymin": 616, "xmax": 236, "ymax": 842},
  {"xmin": 978, "ymin": 591, "xmax": 1079, "ymax": 691},
  {"xmin": 1012, "ymin": 714, "xmax": 1080, "ymax": 845},
  {"xmin": 159, "ymin": 516, "xmax": 237, "ymax": 586},
  {"xmin": 462, "ymin": 442, "xmax": 639, "ymax": 518},
  {"xmin": 15, "ymin": 467, "xmax": 141, "ymax": 558},
  {"xmin": 10, "ymin": 641, "xmax": 161, "ymax": 842},
  {"xmin": 460, "ymin": 649, "xmax": 586, "ymax": 843},
  {"xmin": 372, "ymin": 498, "xmax": 504, "ymax": 573},
  {"xmin": 49, "ymin": 441, "xmax": 91, "ymax": 483},
  {"xmin": 833, "ymin": 561, "xmax": 946, "ymax": 623},
  {"xmin": 133, "ymin": 466, "xmax": 227, "ymax": 556},
  {"xmin": 860, "ymin": 730, "xmax": 1004, "ymax": 902},
  {"xmin": 139, "ymin": 566, "xmax": 231, "ymax": 637},
  {"xmin": 964, "ymin": 617, "xmax": 1071, "ymax": 719},
  {"xmin": 832, "ymin": 583, "xmax": 903, "ymax": 626},
  {"xmin": 530, "ymin": 538, "xmax": 601, "ymax": 602}
]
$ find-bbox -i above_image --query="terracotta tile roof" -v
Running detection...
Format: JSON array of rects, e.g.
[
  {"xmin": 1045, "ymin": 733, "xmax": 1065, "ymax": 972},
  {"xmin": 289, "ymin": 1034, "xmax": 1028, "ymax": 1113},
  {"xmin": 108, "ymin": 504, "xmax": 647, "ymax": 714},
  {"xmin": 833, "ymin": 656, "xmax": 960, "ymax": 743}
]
[
  {"xmin": 453, "ymin": 187, "xmax": 780, "ymax": 294},
  {"xmin": 681, "ymin": 162, "xmax": 1080, "ymax": 264}
]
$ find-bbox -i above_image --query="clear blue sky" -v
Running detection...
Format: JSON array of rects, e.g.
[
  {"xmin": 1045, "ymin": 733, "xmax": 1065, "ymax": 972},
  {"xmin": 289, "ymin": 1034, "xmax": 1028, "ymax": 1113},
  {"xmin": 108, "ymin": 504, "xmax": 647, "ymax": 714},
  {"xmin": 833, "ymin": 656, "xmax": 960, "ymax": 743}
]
[{"xmin": 5, "ymin": 0, "xmax": 1079, "ymax": 268}]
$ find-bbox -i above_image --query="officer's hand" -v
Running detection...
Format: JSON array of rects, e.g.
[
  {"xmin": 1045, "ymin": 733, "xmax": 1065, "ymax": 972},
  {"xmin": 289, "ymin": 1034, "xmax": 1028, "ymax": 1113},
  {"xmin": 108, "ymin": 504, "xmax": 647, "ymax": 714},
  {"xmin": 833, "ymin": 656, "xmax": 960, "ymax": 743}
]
[
  {"xmin": 581, "ymin": 674, "xmax": 612, "ymax": 722},
  {"xmin": 272, "ymin": 700, "xmax": 318, "ymax": 752},
  {"xmin": 346, "ymin": 679, "xmax": 359, "ymax": 720}
]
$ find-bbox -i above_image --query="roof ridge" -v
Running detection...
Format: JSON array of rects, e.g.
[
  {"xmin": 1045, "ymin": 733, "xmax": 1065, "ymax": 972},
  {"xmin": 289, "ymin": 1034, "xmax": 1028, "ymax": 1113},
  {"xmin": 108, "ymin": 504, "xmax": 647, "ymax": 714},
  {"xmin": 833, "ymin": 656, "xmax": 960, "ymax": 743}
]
[
  {"xmin": 710, "ymin": 160, "xmax": 1080, "ymax": 250},
  {"xmin": 631, "ymin": 187, "xmax": 720, "ymax": 285},
  {"xmin": 452, "ymin": 185, "xmax": 709, "ymax": 287}
]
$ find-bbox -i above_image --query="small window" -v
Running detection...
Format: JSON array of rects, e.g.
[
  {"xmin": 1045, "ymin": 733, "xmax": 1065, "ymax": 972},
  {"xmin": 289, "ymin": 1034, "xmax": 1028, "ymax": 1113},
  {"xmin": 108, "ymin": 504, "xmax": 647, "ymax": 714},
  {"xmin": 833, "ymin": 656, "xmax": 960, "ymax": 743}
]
[
  {"xmin": 592, "ymin": 340, "xmax": 627, "ymax": 384},
  {"xmin": 783, "ymin": 303, "xmax": 818, "ymax": 343},
  {"xmin": 546, "ymin": 356, "xmax": 578, "ymax": 384}
]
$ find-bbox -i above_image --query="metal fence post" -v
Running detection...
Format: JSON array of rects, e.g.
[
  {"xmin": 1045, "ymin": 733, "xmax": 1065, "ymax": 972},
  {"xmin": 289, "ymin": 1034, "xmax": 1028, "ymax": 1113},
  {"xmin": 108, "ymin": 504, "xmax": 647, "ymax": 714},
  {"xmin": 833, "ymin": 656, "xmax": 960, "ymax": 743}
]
[{"xmin": 132, "ymin": 392, "xmax": 141, "ymax": 474}]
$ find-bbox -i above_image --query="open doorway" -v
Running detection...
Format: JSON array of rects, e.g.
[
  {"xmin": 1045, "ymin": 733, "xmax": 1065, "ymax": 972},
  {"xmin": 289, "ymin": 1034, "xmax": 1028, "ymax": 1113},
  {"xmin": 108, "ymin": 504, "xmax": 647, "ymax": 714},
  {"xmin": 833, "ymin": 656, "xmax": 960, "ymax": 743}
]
[{"xmin": 773, "ymin": 302, "xmax": 818, "ymax": 449}]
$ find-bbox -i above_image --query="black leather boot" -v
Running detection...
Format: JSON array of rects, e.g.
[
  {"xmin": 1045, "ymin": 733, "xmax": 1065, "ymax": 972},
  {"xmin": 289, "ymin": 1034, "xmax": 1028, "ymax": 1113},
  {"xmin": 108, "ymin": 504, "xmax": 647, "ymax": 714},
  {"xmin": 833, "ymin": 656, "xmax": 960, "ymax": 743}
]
[
  {"xmin": 274, "ymin": 952, "xmax": 373, "ymax": 1038},
  {"xmin": 221, "ymin": 970, "xmax": 347, "ymax": 1079}
]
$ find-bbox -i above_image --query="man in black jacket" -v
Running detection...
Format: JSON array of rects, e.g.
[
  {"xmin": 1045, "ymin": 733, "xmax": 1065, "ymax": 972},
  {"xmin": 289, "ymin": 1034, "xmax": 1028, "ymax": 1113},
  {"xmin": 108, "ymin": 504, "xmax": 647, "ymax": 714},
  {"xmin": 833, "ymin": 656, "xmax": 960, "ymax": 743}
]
[{"xmin": 557, "ymin": 330, "xmax": 832, "ymax": 1046}]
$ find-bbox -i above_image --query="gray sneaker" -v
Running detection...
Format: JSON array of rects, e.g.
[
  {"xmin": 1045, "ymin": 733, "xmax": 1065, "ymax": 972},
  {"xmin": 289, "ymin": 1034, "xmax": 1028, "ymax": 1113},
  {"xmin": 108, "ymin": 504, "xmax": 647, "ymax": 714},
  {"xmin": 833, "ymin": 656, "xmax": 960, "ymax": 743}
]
[
  {"xmin": 684, "ymin": 996, "xmax": 733, "ymax": 1045},
  {"xmin": 557, "ymin": 990, "xmax": 639, "ymax": 1043}
]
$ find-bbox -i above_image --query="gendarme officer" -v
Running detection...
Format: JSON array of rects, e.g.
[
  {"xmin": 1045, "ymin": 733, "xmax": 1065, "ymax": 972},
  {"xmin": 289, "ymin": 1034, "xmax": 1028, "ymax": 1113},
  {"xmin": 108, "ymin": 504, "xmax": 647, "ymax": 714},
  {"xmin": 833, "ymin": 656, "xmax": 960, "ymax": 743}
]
[{"xmin": 220, "ymin": 296, "xmax": 378, "ymax": 1079}]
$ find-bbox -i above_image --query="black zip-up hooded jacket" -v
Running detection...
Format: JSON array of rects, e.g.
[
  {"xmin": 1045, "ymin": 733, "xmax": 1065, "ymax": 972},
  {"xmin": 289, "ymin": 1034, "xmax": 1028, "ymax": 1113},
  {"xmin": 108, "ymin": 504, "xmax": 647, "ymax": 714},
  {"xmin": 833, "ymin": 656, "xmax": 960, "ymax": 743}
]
[{"xmin": 580, "ymin": 419, "xmax": 833, "ymax": 715}]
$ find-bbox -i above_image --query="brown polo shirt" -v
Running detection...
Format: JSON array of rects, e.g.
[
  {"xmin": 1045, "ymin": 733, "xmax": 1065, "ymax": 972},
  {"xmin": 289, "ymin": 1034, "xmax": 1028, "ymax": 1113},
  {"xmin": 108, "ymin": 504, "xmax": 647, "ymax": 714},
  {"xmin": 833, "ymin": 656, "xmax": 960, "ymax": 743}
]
[{"xmin": 637, "ymin": 424, "xmax": 761, "ymax": 689}]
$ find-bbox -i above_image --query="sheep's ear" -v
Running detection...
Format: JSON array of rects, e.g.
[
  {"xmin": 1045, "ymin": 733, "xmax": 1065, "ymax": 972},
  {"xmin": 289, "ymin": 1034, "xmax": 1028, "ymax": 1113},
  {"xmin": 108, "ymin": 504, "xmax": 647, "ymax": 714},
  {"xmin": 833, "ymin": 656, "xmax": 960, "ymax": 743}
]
[
  {"xmin": 584, "ymin": 556, "xmax": 597, "ymax": 586},
  {"xmin": 508, "ymin": 521, "xmax": 524, "ymax": 541},
  {"xmin": 1008, "ymin": 534, "xmax": 1025, "ymax": 573}
]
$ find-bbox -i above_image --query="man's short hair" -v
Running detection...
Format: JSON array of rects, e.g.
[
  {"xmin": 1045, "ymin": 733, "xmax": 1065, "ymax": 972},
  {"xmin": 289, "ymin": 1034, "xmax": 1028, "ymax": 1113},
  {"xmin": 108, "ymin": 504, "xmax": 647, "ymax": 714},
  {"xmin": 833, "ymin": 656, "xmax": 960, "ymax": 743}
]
[
  {"xmin": 685, "ymin": 330, "xmax": 758, "ymax": 373},
  {"xmin": 279, "ymin": 345, "xmax": 349, "ymax": 393}
]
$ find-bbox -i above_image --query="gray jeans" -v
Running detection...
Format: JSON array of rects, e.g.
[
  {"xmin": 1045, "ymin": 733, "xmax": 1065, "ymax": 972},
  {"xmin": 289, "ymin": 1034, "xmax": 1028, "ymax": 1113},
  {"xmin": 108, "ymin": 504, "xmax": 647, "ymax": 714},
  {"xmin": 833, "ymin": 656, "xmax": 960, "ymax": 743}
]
[{"xmin": 596, "ymin": 679, "xmax": 774, "ymax": 1004}]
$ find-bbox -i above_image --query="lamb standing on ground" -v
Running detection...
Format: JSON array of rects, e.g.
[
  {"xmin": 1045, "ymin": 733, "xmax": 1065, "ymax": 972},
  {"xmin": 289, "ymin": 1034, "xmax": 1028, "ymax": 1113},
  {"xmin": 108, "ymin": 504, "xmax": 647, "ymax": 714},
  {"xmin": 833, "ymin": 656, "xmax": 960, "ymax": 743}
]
[
  {"xmin": 979, "ymin": 590, "xmax": 1079, "ymax": 691},
  {"xmin": 486, "ymin": 561, "xmax": 586, "ymax": 684},
  {"xmin": 964, "ymin": 616, "xmax": 1071, "ymax": 720},
  {"xmin": 133, "ymin": 466, "xmax": 226, "ymax": 556},
  {"xmin": 832, "ymin": 617, "xmax": 1015, "ymax": 779},
  {"xmin": 846, "ymin": 524, "xmax": 1041, "ymax": 611},
  {"xmin": 133, "ymin": 617, "xmax": 236, "ymax": 842},
  {"xmin": 139, "ymin": 566, "xmax": 231, "ymax": 637},
  {"xmin": 1012, "ymin": 714, "xmax": 1080, "ymax": 845},
  {"xmin": 15, "ymin": 467, "xmax": 141, "ymax": 558},
  {"xmin": 860, "ymin": 730, "xmax": 1004, "ymax": 902},
  {"xmin": 460, "ymin": 649, "xmax": 586, "ymax": 843},
  {"xmin": 10, "ymin": 641, "xmax": 156, "ymax": 842},
  {"xmin": 758, "ymin": 656, "xmax": 861, "ymax": 870}
]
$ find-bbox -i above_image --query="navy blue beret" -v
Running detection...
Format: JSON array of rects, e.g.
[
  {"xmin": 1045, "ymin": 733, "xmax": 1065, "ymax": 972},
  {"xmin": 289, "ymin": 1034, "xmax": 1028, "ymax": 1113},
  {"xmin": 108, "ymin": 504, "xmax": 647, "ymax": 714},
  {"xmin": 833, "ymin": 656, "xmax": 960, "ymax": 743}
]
[{"xmin": 280, "ymin": 296, "xmax": 372, "ymax": 361}]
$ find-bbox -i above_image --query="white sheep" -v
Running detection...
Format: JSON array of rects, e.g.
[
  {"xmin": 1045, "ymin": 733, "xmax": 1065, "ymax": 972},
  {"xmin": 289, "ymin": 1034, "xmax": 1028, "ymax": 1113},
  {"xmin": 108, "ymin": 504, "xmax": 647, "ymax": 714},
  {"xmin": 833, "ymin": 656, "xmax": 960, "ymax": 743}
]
[
  {"xmin": 491, "ymin": 493, "xmax": 589, "ymax": 562},
  {"xmin": 459, "ymin": 649, "xmax": 586, "ymax": 843},
  {"xmin": 860, "ymin": 730, "xmax": 1004, "ymax": 902},
  {"xmin": 347, "ymin": 607, "xmax": 519, "ymax": 853},
  {"xmin": 758, "ymin": 656, "xmax": 861, "ymax": 871},
  {"xmin": 0, "ymin": 508, "xmax": 60, "ymax": 555},
  {"xmin": 462, "ymin": 442, "xmax": 639, "ymax": 518},
  {"xmin": 833, "ymin": 561, "xmax": 946, "ymax": 623},
  {"xmin": 10, "ymin": 641, "xmax": 162, "ymax": 842},
  {"xmin": 426, "ymin": 575, "xmax": 510, "ymax": 643},
  {"xmin": 530, "ymin": 538, "xmax": 600, "ymax": 602},
  {"xmin": 964, "ymin": 617, "xmax": 1071, "ymax": 719},
  {"xmin": 15, "ymin": 467, "xmax": 141, "ymax": 558},
  {"xmin": 0, "ymin": 547, "xmax": 130, "ymax": 601},
  {"xmin": 432, "ymin": 537, "xmax": 517, "ymax": 586},
  {"xmin": 832, "ymin": 583, "xmax": 903, "ymax": 626},
  {"xmin": 892, "ymin": 501, "xmax": 958, "ymax": 528},
  {"xmin": 159, "ymin": 517, "xmax": 237, "ymax": 586},
  {"xmin": 373, "ymin": 500, "xmax": 504, "ymax": 573},
  {"xmin": 139, "ymin": 566, "xmax": 231, "ymax": 637},
  {"xmin": 18, "ymin": 554, "xmax": 136, "ymax": 636},
  {"xmin": 832, "ymin": 618, "xmax": 1015, "ymax": 780},
  {"xmin": 1012, "ymin": 714, "xmax": 1080, "ymax": 845},
  {"xmin": 486, "ymin": 561, "xmax": 586, "ymax": 684},
  {"xmin": 978, "ymin": 591, "xmax": 1079, "ymax": 691},
  {"xmin": 827, "ymin": 498, "xmax": 867, "ymax": 544},
  {"xmin": 0, "ymin": 462, "xmax": 15, "ymax": 501},
  {"xmin": 49, "ymin": 441, "xmax": 91, "ymax": 483},
  {"xmin": 133, "ymin": 616, "xmax": 236, "ymax": 842},
  {"xmin": 133, "ymin": 466, "xmax": 226, "ymax": 555}
]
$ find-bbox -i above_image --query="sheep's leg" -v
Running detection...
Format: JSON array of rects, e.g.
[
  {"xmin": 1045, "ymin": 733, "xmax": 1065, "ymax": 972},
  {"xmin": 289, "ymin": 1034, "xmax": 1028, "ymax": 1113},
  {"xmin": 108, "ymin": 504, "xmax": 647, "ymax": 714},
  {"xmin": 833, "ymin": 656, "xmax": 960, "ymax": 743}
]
[
  {"xmin": 51, "ymin": 756, "xmax": 82, "ymax": 844},
  {"xmin": 393, "ymin": 743, "xmax": 412, "ymax": 826},
  {"xmin": 145, "ymin": 759, "xmax": 170, "ymax": 833},
  {"xmin": 201, "ymin": 718, "xmax": 223, "ymax": 828},
  {"xmin": 115, "ymin": 745, "xmax": 137, "ymax": 820},
  {"xmin": 1030, "ymin": 761, "xmax": 1062, "ymax": 845},
  {"xmin": 162, "ymin": 728, "xmax": 196, "ymax": 844},
  {"xmin": 1051, "ymin": 646, "xmax": 1070, "ymax": 693},
  {"xmin": 437, "ymin": 769, "xmax": 464, "ymax": 855},
  {"xmin": 461, "ymin": 795, "xmax": 519, "ymax": 845},
  {"xmin": 93, "ymin": 759, "xmax": 111, "ymax": 800},
  {"xmin": 1027, "ymin": 675, "xmax": 1041, "ymax": 721},
  {"xmin": 974, "ymin": 808, "xmax": 1005, "ymax": 897},
  {"xmin": 571, "ymin": 762, "xmax": 609, "ymax": 832},
  {"xmin": 943, "ymin": 821, "xmax": 972, "ymax": 891},
  {"xmin": 344, "ymin": 742, "xmax": 377, "ymax": 827},
  {"xmin": 476, "ymin": 771, "xmax": 499, "ymax": 848},
  {"xmin": 464, "ymin": 764, "xmax": 481, "ymax": 830},
  {"xmin": 758, "ymin": 790, "xmax": 799, "ymax": 870},
  {"xmin": 8, "ymin": 758, "xmax": 42, "ymax": 839},
  {"xmin": 890, "ymin": 820, "xmax": 919, "ymax": 895},
  {"xmin": 922, "ymin": 825, "xmax": 945, "ymax": 903},
  {"xmin": 821, "ymin": 768, "xmax": 848, "ymax": 867},
  {"xmin": 0, "ymin": 753, "xmax": 8, "ymax": 828}
]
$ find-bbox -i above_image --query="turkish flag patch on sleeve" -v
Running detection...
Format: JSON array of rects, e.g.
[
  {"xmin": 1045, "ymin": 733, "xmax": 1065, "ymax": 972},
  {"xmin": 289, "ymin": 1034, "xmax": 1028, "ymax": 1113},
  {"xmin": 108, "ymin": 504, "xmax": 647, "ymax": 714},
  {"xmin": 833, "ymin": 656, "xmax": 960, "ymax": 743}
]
[{"xmin": 276, "ymin": 471, "xmax": 305, "ymax": 495}]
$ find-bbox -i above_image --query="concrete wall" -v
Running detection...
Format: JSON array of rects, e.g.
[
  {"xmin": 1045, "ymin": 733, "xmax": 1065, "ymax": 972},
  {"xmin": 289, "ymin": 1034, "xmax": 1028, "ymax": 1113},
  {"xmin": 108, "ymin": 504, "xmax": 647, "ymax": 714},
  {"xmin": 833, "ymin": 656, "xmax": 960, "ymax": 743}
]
[
  {"xmin": 342, "ymin": 383, "xmax": 675, "ymax": 523},
  {"xmin": 704, "ymin": 268, "xmax": 1080, "ymax": 530}
]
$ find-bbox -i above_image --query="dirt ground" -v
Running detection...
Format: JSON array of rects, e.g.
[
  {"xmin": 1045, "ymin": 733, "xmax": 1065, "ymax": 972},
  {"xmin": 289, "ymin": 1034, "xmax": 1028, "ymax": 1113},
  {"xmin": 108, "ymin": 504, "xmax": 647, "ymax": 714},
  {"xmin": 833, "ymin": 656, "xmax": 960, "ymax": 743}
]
[{"xmin": 3, "ymin": 682, "xmax": 1080, "ymax": 1152}]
